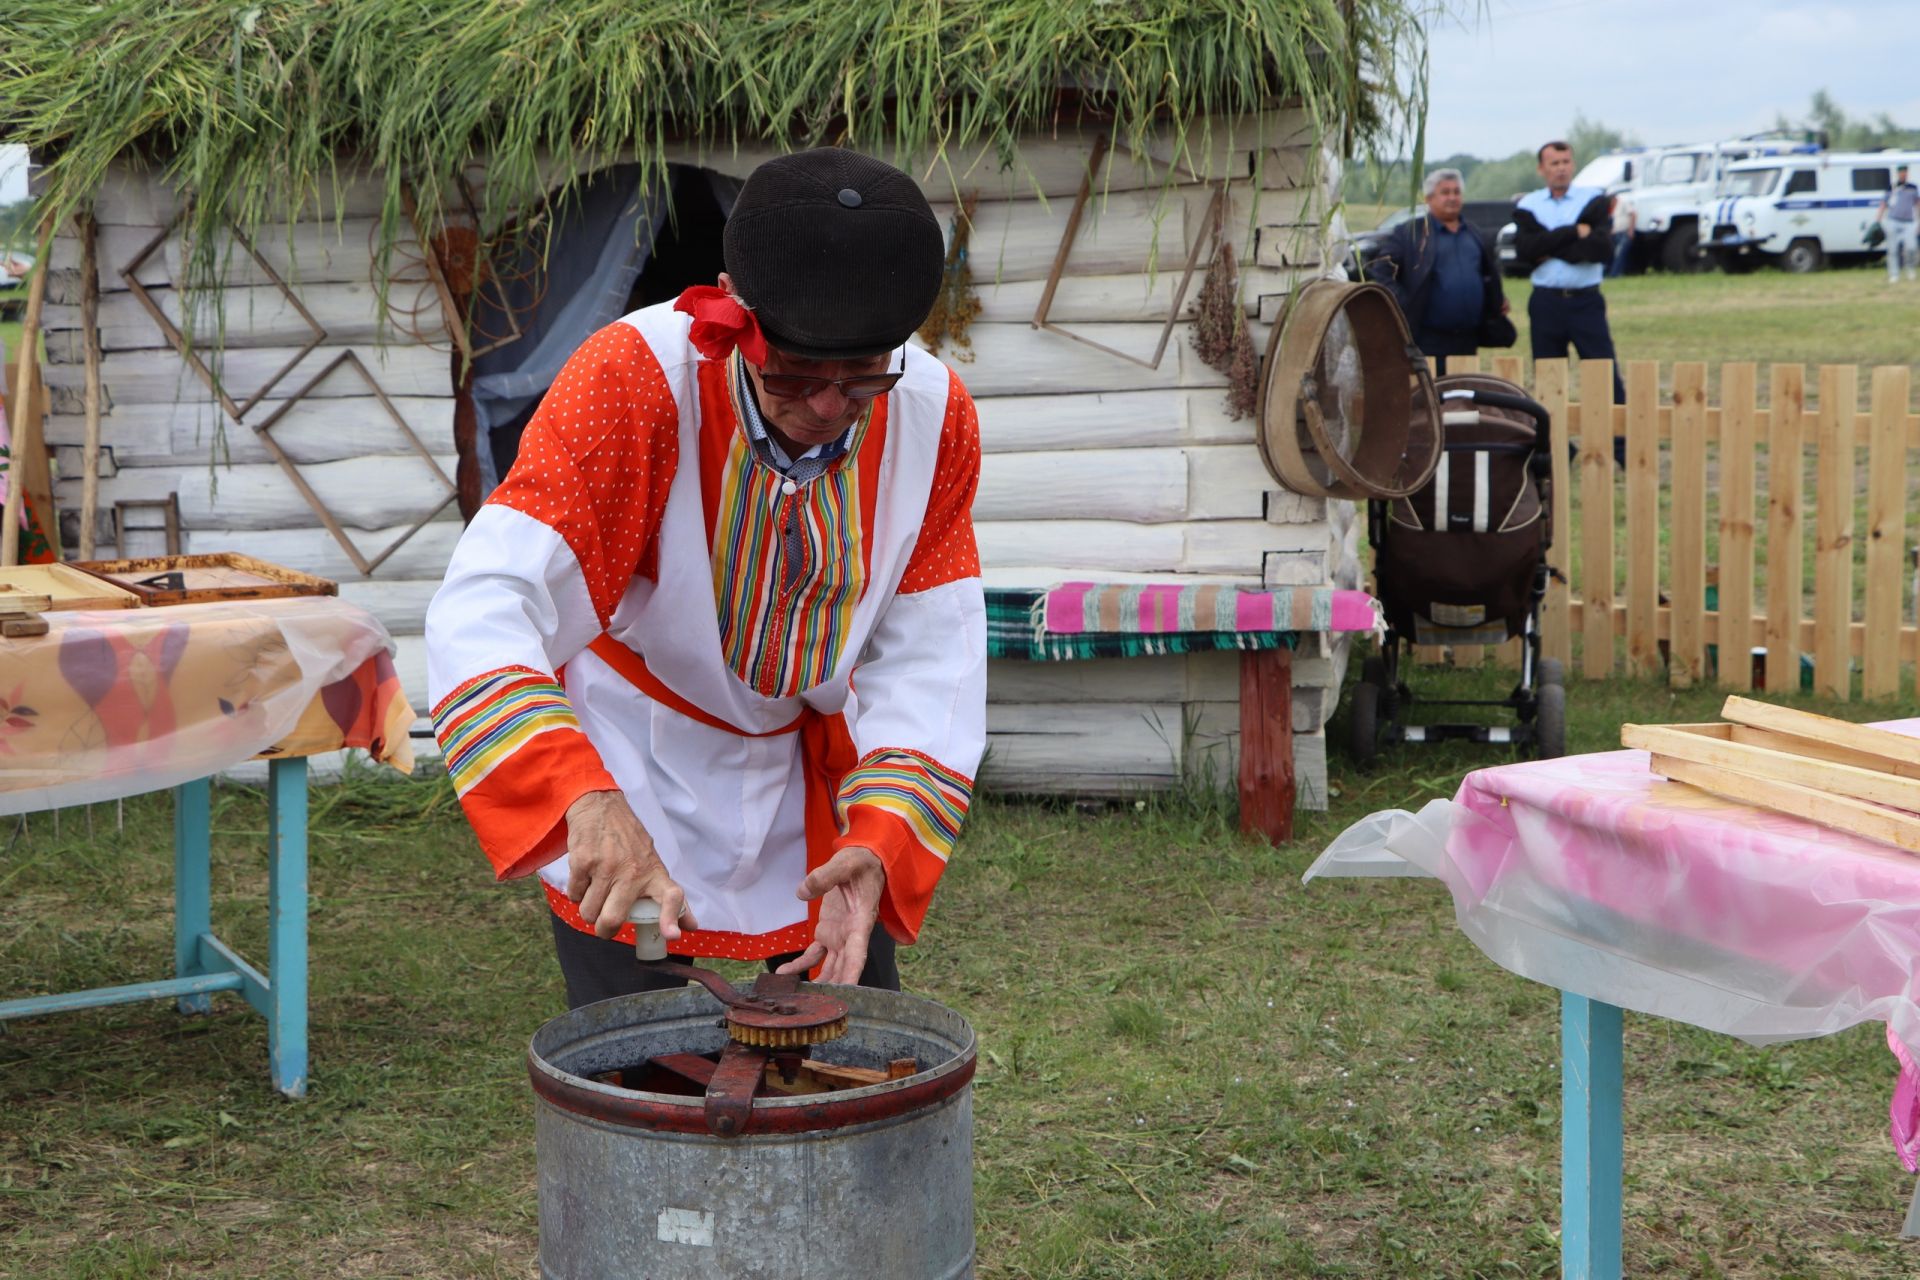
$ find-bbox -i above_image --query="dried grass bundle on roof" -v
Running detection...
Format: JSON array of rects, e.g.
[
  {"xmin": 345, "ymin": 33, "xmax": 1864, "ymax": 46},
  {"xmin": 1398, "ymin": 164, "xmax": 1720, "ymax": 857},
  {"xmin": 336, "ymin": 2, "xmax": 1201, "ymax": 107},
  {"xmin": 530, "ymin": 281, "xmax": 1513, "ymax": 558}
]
[{"xmin": 0, "ymin": 0, "xmax": 1430, "ymax": 301}]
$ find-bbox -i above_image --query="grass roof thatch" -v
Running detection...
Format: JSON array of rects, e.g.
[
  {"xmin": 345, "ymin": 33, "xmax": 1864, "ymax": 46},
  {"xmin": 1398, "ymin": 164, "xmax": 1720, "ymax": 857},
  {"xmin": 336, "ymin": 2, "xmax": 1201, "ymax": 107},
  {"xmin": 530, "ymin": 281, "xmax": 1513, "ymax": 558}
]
[{"xmin": 0, "ymin": 0, "xmax": 1427, "ymax": 294}]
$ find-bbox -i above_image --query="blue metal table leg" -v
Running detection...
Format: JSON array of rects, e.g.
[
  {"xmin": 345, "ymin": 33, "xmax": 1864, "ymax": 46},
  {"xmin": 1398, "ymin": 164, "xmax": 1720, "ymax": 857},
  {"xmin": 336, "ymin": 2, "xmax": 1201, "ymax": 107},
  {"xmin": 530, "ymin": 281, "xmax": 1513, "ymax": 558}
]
[
  {"xmin": 173, "ymin": 779, "xmax": 213, "ymax": 1015},
  {"xmin": 1562, "ymin": 992, "xmax": 1624, "ymax": 1280},
  {"xmin": 266, "ymin": 757, "xmax": 308, "ymax": 1098}
]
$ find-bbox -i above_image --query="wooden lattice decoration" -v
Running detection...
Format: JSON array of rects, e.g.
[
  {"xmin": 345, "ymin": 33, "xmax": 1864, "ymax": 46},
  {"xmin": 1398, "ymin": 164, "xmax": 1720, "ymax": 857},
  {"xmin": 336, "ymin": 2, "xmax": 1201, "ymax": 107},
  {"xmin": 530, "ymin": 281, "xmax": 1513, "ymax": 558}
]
[
  {"xmin": 1030, "ymin": 134, "xmax": 1224, "ymax": 370},
  {"xmin": 250, "ymin": 350, "xmax": 458, "ymax": 575},
  {"xmin": 119, "ymin": 218, "xmax": 329, "ymax": 422},
  {"xmin": 119, "ymin": 210, "xmax": 462, "ymax": 578}
]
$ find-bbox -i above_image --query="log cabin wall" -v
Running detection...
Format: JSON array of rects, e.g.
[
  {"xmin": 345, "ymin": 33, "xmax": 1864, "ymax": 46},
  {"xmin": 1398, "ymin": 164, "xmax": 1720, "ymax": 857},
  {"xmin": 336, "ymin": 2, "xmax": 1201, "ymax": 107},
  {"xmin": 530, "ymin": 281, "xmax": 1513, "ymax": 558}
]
[{"xmin": 39, "ymin": 109, "xmax": 1353, "ymax": 807}]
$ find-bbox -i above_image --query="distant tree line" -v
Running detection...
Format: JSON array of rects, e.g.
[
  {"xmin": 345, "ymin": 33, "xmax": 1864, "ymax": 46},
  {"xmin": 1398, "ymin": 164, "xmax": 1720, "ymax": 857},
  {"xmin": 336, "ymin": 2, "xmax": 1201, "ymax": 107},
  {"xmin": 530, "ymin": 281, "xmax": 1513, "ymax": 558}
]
[
  {"xmin": 1349, "ymin": 92, "xmax": 1920, "ymax": 209},
  {"xmin": 1347, "ymin": 112, "xmax": 1631, "ymax": 207},
  {"xmin": 1776, "ymin": 90, "xmax": 1920, "ymax": 153}
]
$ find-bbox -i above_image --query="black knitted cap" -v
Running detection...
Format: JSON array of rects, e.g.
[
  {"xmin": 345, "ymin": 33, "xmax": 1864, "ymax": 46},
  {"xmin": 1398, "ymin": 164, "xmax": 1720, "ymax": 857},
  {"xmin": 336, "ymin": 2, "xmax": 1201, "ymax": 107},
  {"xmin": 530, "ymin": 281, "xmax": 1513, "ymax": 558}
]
[{"xmin": 724, "ymin": 148, "xmax": 944, "ymax": 360}]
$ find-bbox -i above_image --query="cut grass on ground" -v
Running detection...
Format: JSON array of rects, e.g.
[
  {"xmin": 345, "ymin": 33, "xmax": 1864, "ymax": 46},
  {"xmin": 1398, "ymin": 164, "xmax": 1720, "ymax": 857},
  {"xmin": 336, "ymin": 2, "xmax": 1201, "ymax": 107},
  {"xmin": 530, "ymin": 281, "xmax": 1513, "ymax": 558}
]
[
  {"xmin": 4, "ymin": 667, "xmax": 1920, "ymax": 1278},
  {"xmin": 4, "ymin": 224, "xmax": 1920, "ymax": 1277},
  {"xmin": 1503, "ymin": 270, "xmax": 1920, "ymax": 395}
]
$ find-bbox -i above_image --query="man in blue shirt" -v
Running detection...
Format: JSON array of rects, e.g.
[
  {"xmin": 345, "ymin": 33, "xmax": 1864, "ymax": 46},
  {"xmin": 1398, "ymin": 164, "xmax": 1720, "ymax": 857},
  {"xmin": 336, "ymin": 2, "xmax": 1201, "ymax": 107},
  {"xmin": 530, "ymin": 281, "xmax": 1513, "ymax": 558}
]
[
  {"xmin": 1513, "ymin": 140, "xmax": 1624, "ymax": 406},
  {"xmin": 1366, "ymin": 168, "xmax": 1511, "ymax": 374},
  {"xmin": 1876, "ymin": 164, "xmax": 1919, "ymax": 283}
]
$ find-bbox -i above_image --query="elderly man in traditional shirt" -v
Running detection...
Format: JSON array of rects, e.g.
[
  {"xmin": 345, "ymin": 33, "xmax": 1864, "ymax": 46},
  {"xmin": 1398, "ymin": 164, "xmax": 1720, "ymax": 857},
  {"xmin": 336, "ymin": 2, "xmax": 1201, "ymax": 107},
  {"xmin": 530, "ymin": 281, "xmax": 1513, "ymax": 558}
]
[
  {"xmin": 1513, "ymin": 140, "xmax": 1625, "ymax": 407},
  {"xmin": 1366, "ymin": 167, "xmax": 1511, "ymax": 375},
  {"xmin": 426, "ymin": 149, "xmax": 987, "ymax": 1009}
]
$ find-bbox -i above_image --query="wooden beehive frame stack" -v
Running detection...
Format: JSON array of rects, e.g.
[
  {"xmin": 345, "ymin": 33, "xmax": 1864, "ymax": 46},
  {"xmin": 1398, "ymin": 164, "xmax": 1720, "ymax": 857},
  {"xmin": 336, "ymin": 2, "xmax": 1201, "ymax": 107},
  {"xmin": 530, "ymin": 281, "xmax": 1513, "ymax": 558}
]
[
  {"xmin": 0, "ymin": 587, "xmax": 51, "ymax": 638},
  {"xmin": 1622, "ymin": 697, "xmax": 1920, "ymax": 854}
]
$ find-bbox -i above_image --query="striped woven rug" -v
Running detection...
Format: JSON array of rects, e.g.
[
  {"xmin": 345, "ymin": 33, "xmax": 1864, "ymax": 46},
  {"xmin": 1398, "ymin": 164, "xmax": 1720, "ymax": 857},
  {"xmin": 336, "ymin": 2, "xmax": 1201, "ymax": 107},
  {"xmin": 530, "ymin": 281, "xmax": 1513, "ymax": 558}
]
[{"xmin": 985, "ymin": 584, "xmax": 1379, "ymax": 662}]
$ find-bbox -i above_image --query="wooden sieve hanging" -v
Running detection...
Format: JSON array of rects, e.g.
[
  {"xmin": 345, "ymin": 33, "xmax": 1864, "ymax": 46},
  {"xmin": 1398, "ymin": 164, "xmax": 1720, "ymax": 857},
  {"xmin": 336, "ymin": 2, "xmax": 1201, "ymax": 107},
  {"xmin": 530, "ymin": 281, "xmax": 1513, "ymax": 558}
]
[{"xmin": 1256, "ymin": 279, "xmax": 1443, "ymax": 501}]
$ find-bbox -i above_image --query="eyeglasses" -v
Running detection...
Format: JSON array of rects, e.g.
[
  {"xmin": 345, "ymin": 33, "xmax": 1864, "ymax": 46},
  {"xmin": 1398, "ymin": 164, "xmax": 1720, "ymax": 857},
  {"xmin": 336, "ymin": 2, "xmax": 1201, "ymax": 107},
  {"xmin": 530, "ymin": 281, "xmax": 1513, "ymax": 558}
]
[{"xmin": 756, "ymin": 349, "xmax": 905, "ymax": 401}]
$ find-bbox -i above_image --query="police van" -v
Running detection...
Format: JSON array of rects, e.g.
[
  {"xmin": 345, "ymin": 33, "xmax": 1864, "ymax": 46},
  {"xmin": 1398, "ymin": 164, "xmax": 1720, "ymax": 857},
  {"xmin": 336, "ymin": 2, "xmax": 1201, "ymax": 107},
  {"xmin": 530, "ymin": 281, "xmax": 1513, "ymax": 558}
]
[
  {"xmin": 1702, "ymin": 151, "xmax": 1920, "ymax": 272},
  {"xmin": 1628, "ymin": 135, "xmax": 1822, "ymax": 272},
  {"xmin": 1496, "ymin": 135, "xmax": 1820, "ymax": 275}
]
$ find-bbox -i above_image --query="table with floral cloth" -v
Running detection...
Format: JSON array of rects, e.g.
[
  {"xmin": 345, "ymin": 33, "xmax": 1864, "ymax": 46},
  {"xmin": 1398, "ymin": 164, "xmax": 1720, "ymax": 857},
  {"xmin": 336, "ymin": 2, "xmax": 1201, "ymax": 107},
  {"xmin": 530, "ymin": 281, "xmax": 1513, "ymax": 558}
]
[
  {"xmin": 0, "ymin": 596, "xmax": 416, "ymax": 1096},
  {"xmin": 1305, "ymin": 723, "xmax": 1920, "ymax": 1279}
]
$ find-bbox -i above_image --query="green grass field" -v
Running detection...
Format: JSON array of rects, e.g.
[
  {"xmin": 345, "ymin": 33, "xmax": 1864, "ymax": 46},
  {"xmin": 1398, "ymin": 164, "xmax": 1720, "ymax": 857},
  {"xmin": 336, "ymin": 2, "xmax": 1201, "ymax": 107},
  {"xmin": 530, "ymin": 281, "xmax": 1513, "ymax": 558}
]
[
  {"xmin": 4, "ymin": 672, "xmax": 1917, "ymax": 1279},
  {"xmin": 1345, "ymin": 198, "xmax": 1920, "ymax": 382},
  {"xmin": 5, "ymin": 259, "xmax": 1920, "ymax": 1278},
  {"xmin": 1343, "ymin": 206, "xmax": 1920, "ymax": 637},
  {"xmin": 1506, "ymin": 270, "xmax": 1920, "ymax": 393}
]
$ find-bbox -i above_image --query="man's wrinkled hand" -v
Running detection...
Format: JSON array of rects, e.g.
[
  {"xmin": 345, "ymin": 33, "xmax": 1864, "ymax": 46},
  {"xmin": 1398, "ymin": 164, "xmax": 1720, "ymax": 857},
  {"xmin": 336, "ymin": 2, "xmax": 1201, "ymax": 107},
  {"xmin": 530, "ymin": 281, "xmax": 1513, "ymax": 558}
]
[
  {"xmin": 775, "ymin": 846, "xmax": 886, "ymax": 985},
  {"xmin": 565, "ymin": 790, "xmax": 697, "ymax": 941}
]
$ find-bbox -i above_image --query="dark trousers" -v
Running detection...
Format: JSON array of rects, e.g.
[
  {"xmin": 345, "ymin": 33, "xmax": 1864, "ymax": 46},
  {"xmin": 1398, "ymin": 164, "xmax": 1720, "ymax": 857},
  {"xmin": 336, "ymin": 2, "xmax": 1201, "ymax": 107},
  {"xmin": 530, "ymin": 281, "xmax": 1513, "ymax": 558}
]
[
  {"xmin": 549, "ymin": 913, "xmax": 901, "ymax": 1010},
  {"xmin": 1530, "ymin": 286, "xmax": 1627, "ymax": 463},
  {"xmin": 1528, "ymin": 287, "xmax": 1626, "ymax": 404},
  {"xmin": 1415, "ymin": 327, "xmax": 1478, "ymax": 377}
]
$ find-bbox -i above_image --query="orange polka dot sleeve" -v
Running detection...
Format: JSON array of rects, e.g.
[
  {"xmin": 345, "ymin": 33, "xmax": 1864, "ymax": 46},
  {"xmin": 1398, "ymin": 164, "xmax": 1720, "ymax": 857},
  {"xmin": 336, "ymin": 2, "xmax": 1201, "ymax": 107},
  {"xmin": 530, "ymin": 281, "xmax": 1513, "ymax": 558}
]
[
  {"xmin": 487, "ymin": 321, "xmax": 682, "ymax": 623},
  {"xmin": 895, "ymin": 371, "xmax": 982, "ymax": 594},
  {"xmin": 428, "ymin": 320, "xmax": 683, "ymax": 880}
]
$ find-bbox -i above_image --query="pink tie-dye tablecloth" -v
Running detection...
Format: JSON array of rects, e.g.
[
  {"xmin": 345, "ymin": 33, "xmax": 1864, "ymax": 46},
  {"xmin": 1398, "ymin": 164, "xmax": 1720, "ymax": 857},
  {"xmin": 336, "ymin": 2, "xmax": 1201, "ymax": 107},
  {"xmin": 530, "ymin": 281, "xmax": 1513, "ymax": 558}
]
[
  {"xmin": 1042, "ymin": 583, "xmax": 1380, "ymax": 637},
  {"xmin": 1308, "ymin": 720, "xmax": 1920, "ymax": 1170}
]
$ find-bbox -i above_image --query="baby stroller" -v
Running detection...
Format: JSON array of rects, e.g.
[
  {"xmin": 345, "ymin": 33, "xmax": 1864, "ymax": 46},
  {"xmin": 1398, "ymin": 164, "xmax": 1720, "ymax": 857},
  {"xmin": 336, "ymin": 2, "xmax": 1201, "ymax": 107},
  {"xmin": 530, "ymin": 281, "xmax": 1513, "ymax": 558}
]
[{"xmin": 1347, "ymin": 374, "xmax": 1566, "ymax": 764}]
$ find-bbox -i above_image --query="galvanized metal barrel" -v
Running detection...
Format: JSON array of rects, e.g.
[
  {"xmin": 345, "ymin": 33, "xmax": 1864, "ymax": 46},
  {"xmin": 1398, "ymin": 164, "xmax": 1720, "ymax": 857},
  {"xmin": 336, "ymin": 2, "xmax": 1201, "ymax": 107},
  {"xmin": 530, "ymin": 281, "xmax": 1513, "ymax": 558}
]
[{"xmin": 528, "ymin": 983, "xmax": 976, "ymax": 1279}]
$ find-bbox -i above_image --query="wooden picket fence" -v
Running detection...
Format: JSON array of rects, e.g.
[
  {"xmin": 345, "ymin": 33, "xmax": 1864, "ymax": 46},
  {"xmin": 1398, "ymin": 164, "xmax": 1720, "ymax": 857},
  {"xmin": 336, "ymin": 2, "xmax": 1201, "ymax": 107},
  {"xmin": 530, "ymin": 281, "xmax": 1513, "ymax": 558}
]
[{"xmin": 1418, "ymin": 356, "xmax": 1920, "ymax": 701}]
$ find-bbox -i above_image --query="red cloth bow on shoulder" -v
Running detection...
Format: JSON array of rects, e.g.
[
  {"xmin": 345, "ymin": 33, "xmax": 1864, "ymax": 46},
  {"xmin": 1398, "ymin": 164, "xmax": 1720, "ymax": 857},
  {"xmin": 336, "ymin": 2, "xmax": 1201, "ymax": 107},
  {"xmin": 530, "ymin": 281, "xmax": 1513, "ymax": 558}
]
[{"xmin": 673, "ymin": 286, "xmax": 769, "ymax": 365}]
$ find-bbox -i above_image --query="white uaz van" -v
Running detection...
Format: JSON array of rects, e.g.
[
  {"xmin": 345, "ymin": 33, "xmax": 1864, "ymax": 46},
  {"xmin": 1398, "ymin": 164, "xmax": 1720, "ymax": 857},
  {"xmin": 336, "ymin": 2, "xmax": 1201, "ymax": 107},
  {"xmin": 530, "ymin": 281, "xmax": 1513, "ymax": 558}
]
[
  {"xmin": 1496, "ymin": 135, "xmax": 1820, "ymax": 276},
  {"xmin": 1701, "ymin": 151, "xmax": 1920, "ymax": 273}
]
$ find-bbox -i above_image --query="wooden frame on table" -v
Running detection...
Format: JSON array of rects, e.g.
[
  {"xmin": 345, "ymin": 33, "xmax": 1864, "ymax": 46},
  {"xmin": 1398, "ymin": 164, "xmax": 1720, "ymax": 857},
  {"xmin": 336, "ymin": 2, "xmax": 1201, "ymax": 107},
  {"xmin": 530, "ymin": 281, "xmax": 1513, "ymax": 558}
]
[
  {"xmin": 71, "ymin": 552, "xmax": 337, "ymax": 606},
  {"xmin": 1623, "ymin": 706, "xmax": 1920, "ymax": 855},
  {"xmin": 0, "ymin": 562, "xmax": 141, "ymax": 611}
]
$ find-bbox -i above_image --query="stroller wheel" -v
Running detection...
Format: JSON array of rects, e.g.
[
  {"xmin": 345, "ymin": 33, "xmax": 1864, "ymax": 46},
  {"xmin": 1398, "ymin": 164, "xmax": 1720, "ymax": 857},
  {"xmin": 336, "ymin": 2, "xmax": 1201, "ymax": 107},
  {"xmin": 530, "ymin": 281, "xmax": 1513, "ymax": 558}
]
[
  {"xmin": 1535, "ymin": 683, "xmax": 1567, "ymax": 759},
  {"xmin": 1347, "ymin": 681, "xmax": 1384, "ymax": 768},
  {"xmin": 1537, "ymin": 657, "xmax": 1566, "ymax": 688},
  {"xmin": 1360, "ymin": 656, "xmax": 1402, "ymax": 721}
]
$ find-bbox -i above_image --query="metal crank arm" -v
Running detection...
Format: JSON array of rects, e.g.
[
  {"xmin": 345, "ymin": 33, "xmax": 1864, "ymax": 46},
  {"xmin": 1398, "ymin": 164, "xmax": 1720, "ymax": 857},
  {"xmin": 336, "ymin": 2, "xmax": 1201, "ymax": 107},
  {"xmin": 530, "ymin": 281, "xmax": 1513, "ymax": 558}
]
[
  {"xmin": 704, "ymin": 1040, "xmax": 768, "ymax": 1137},
  {"xmin": 641, "ymin": 961, "xmax": 757, "ymax": 1010},
  {"xmin": 641, "ymin": 961, "xmax": 803, "ymax": 1015}
]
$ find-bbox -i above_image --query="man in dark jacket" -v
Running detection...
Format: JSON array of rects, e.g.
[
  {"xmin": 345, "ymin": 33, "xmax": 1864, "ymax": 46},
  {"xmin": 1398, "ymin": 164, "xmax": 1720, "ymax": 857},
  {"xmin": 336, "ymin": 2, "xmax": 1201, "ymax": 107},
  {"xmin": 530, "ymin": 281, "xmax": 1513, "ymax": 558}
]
[
  {"xmin": 1365, "ymin": 168, "xmax": 1511, "ymax": 374},
  {"xmin": 1513, "ymin": 140, "xmax": 1625, "ymax": 405}
]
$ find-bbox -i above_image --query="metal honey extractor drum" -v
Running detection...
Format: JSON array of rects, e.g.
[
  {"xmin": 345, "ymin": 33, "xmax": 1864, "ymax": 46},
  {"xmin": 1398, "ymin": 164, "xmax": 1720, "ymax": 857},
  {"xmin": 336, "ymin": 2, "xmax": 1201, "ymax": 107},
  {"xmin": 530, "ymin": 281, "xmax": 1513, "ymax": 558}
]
[{"xmin": 528, "ymin": 983, "xmax": 977, "ymax": 1280}]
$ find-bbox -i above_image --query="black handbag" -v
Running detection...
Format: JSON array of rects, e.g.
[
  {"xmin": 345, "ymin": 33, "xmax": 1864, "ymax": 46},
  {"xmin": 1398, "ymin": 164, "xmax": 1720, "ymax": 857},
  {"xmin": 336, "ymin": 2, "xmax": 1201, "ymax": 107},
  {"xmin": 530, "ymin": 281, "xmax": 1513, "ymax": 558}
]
[{"xmin": 1478, "ymin": 311, "xmax": 1518, "ymax": 349}]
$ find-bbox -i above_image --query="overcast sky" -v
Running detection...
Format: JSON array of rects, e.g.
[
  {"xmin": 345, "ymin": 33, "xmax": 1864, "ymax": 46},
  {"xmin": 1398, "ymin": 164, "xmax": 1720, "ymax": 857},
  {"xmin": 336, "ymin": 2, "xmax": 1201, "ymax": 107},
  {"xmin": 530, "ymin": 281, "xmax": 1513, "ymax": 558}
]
[
  {"xmin": 0, "ymin": 146, "xmax": 26, "ymax": 206},
  {"xmin": 1424, "ymin": 0, "xmax": 1920, "ymax": 159}
]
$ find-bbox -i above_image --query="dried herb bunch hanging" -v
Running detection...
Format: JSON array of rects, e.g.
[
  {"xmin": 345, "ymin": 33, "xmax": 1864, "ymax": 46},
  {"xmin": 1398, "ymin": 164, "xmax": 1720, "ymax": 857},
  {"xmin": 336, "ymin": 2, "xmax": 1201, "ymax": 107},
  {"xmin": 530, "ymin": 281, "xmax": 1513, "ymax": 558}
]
[
  {"xmin": 1192, "ymin": 229, "xmax": 1259, "ymax": 419},
  {"xmin": 917, "ymin": 193, "xmax": 982, "ymax": 362}
]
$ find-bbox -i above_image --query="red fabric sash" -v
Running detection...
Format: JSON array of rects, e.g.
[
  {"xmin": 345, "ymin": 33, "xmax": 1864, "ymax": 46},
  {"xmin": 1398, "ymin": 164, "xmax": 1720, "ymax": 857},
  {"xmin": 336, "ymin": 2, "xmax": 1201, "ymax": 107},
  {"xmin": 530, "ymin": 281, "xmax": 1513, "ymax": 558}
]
[
  {"xmin": 586, "ymin": 634, "xmax": 803, "ymax": 737},
  {"xmin": 571, "ymin": 634, "xmax": 859, "ymax": 962}
]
